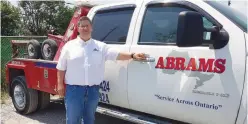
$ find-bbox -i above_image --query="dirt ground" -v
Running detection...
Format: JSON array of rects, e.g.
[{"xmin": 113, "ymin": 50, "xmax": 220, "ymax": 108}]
[{"xmin": 1, "ymin": 95, "xmax": 134, "ymax": 124}]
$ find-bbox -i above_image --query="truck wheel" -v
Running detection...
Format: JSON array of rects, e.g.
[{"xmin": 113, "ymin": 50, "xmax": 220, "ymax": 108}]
[
  {"xmin": 11, "ymin": 76, "xmax": 38, "ymax": 115},
  {"xmin": 27, "ymin": 39, "xmax": 41, "ymax": 59},
  {"xmin": 41, "ymin": 39, "xmax": 57, "ymax": 60},
  {"xmin": 37, "ymin": 91, "xmax": 50, "ymax": 110}
]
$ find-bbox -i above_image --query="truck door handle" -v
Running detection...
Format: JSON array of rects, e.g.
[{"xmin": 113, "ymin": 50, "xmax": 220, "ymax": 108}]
[{"xmin": 134, "ymin": 57, "xmax": 155, "ymax": 62}]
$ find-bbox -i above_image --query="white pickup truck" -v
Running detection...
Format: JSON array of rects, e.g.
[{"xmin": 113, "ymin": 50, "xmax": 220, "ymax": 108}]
[
  {"xmin": 6, "ymin": 0, "xmax": 247, "ymax": 124},
  {"xmin": 83, "ymin": 0, "xmax": 247, "ymax": 124}
]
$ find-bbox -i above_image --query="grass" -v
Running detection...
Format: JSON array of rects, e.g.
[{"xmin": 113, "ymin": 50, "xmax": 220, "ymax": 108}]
[
  {"xmin": 1, "ymin": 37, "xmax": 12, "ymax": 104},
  {"xmin": 1, "ymin": 90, "xmax": 9, "ymax": 104},
  {"xmin": 1, "ymin": 81, "xmax": 10, "ymax": 104},
  {"xmin": 1, "ymin": 69, "xmax": 10, "ymax": 104},
  {"xmin": 1, "ymin": 66, "xmax": 9, "ymax": 104}
]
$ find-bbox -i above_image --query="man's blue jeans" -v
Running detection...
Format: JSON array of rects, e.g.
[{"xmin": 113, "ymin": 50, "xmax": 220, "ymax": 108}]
[{"xmin": 64, "ymin": 84, "xmax": 100, "ymax": 124}]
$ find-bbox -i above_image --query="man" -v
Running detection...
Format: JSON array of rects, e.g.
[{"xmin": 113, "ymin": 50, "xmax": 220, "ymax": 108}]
[{"xmin": 56, "ymin": 16, "xmax": 147, "ymax": 124}]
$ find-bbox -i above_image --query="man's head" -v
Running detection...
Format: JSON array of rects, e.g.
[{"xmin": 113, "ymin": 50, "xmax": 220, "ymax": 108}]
[{"xmin": 77, "ymin": 16, "xmax": 93, "ymax": 40}]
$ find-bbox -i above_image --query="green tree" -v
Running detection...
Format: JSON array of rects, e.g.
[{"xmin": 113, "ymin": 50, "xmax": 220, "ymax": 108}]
[
  {"xmin": 1, "ymin": 0, "xmax": 22, "ymax": 36},
  {"xmin": 53, "ymin": 5, "xmax": 75, "ymax": 35},
  {"xmin": 18, "ymin": 1, "xmax": 75, "ymax": 36}
]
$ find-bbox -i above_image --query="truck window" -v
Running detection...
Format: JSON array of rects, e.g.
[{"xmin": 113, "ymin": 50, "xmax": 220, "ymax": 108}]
[
  {"xmin": 91, "ymin": 8, "xmax": 135, "ymax": 44},
  {"xmin": 139, "ymin": 5, "xmax": 214, "ymax": 45},
  {"xmin": 203, "ymin": 17, "xmax": 213, "ymax": 40}
]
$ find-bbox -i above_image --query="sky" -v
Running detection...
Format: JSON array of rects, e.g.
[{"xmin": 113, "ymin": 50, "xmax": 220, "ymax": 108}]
[{"xmin": 8, "ymin": 0, "xmax": 247, "ymax": 16}]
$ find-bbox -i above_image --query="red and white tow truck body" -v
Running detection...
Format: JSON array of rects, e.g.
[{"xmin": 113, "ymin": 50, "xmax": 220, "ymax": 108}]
[{"xmin": 5, "ymin": 0, "xmax": 247, "ymax": 124}]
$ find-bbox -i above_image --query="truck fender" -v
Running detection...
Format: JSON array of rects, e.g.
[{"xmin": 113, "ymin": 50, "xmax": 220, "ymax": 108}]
[
  {"xmin": 235, "ymin": 55, "xmax": 248, "ymax": 124},
  {"xmin": 7, "ymin": 68, "xmax": 29, "ymax": 97},
  {"xmin": 243, "ymin": 117, "xmax": 247, "ymax": 124}
]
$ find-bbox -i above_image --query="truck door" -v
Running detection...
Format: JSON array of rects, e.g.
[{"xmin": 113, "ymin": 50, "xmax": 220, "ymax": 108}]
[
  {"xmin": 88, "ymin": 4, "xmax": 137, "ymax": 109},
  {"xmin": 127, "ymin": 1, "xmax": 246, "ymax": 124}
]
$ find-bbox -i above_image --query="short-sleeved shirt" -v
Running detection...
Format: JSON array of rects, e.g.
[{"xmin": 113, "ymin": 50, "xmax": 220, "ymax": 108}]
[{"xmin": 56, "ymin": 36, "xmax": 119, "ymax": 86}]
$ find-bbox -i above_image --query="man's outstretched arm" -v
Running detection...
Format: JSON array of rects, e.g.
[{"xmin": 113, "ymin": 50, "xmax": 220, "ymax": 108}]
[
  {"xmin": 104, "ymin": 45, "xmax": 147, "ymax": 61},
  {"xmin": 116, "ymin": 52, "xmax": 147, "ymax": 61}
]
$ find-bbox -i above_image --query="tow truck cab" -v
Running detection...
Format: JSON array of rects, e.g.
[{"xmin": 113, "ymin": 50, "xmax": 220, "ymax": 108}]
[{"xmin": 5, "ymin": 0, "xmax": 247, "ymax": 124}]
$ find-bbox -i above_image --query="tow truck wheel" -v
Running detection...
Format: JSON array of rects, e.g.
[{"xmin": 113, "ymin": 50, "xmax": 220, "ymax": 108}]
[
  {"xmin": 27, "ymin": 39, "xmax": 41, "ymax": 59},
  {"xmin": 37, "ymin": 91, "xmax": 50, "ymax": 110},
  {"xmin": 41, "ymin": 39, "xmax": 57, "ymax": 60},
  {"xmin": 11, "ymin": 76, "xmax": 38, "ymax": 115}
]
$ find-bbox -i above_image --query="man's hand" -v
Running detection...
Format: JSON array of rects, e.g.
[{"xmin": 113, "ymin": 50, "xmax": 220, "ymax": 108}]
[
  {"xmin": 116, "ymin": 52, "xmax": 149, "ymax": 60},
  {"xmin": 57, "ymin": 83, "xmax": 65, "ymax": 97},
  {"xmin": 133, "ymin": 53, "xmax": 147, "ymax": 60}
]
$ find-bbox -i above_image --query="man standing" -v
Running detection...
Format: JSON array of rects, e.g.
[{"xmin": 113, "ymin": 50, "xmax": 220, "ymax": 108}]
[{"xmin": 56, "ymin": 16, "xmax": 147, "ymax": 124}]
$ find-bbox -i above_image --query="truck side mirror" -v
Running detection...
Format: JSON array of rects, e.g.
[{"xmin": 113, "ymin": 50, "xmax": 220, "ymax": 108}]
[{"xmin": 176, "ymin": 11, "xmax": 203, "ymax": 47}]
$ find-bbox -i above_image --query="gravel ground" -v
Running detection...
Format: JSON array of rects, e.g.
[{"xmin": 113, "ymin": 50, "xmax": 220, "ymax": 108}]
[{"xmin": 1, "ymin": 96, "xmax": 134, "ymax": 124}]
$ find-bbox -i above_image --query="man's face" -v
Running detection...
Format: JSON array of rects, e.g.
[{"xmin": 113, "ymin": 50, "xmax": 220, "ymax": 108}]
[{"xmin": 78, "ymin": 20, "xmax": 92, "ymax": 36}]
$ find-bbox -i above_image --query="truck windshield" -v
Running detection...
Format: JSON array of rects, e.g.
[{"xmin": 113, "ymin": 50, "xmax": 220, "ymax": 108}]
[{"xmin": 205, "ymin": 1, "xmax": 247, "ymax": 32}]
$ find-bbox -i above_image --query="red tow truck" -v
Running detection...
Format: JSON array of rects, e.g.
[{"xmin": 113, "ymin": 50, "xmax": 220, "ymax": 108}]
[{"xmin": 5, "ymin": 4, "xmax": 91, "ymax": 114}]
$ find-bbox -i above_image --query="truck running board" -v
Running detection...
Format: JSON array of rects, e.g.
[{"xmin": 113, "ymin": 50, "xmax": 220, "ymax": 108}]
[{"xmin": 96, "ymin": 104, "xmax": 180, "ymax": 124}]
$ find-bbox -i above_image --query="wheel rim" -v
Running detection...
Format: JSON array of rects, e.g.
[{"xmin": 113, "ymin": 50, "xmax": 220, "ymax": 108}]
[
  {"xmin": 13, "ymin": 84, "xmax": 26, "ymax": 109},
  {"xmin": 43, "ymin": 44, "xmax": 51, "ymax": 57},
  {"xmin": 28, "ymin": 44, "xmax": 35, "ymax": 56}
]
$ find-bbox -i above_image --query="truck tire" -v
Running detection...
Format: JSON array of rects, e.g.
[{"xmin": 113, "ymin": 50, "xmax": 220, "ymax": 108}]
[
  {"xmin": 27, "ymin": 39, "xmax": 41, "ymax": 59},
  {"xmin": 37, "ymin": 91, "xmax": 50, "ymax": 110},
  {"xmin": 41, "ymin": 39, "xmax": 57, "ymax": 60},
  {"xmin": 11, "ymin": 76, "xmax": 38, "ymax": 115}
]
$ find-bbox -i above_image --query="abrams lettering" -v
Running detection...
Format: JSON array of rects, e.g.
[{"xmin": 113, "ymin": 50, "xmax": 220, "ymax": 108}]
[{"xmin": 155, "ymin": 57, "xmax": 226, "ymax": 74}]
